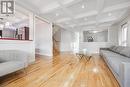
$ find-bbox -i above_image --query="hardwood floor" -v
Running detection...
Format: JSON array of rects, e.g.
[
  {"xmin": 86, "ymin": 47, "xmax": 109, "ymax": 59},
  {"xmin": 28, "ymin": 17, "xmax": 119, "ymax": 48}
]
[{"xmin": 0, "ymin": 53, "xmax": 120, "ymax": 87}]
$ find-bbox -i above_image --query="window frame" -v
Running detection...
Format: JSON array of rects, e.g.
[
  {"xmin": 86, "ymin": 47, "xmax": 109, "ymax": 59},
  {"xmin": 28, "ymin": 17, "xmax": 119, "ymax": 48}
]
[{"xmin": 120, "ymin": 23, "xmax": 128, "ymax": 46}]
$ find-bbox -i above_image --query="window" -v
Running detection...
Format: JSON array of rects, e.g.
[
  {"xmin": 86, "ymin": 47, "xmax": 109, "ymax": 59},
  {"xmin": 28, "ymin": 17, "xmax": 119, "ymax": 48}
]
[{"xmin": 120, "ymin": 23, "xmax": 128, "ymax": 46}]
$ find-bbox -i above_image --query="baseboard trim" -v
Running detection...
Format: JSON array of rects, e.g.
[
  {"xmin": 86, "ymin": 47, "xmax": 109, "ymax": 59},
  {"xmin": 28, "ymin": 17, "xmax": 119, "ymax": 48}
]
[{"xmin": 35, "ymin": 54, "xmax": 53, "ymax": 59}]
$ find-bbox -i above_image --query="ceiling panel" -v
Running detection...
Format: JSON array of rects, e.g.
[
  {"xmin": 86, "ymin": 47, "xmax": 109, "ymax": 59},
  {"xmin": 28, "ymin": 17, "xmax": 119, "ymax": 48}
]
[
  {"xmin": 42, "ymin": 9, "xmax": 70, "ymax": 22},
  {"xmin": 66, "ymin": 0, "xmax": 97, "ymax": 15}
]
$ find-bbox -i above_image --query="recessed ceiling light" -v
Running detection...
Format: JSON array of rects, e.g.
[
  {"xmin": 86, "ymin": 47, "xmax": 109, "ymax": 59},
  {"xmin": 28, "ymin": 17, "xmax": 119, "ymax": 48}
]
[
  {"xmin": 56, "ymin": 13, "xmax": 59, "ymax": 16},
  {"xmin": 108, "ymin": 13, "xmax": 112, "ymax": 16},
  {"xmin": 81, "ymin": 4, "xmax": 85, "ymax": 8},
  {"xmin": 92, "ymin": 31, "xmax": 98, "ymax": 33}
]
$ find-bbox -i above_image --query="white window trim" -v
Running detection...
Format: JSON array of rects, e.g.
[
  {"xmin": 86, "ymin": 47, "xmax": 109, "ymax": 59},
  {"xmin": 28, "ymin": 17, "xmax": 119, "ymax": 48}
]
[{"xmin": 119, "ymin": 23, "xmax": 128, "ymax": 46}]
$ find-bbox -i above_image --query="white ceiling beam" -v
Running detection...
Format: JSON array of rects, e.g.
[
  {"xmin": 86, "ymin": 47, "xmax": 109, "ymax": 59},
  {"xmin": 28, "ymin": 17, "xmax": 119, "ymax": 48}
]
[
  {"xmin": 61, "ymin": 0, "xmax": 81, "ymax": 7},
  {"xmin": 71, "ymin": 17, "xmax": 117, "ymax": 28},
  {"xmin": 72, "ymin": 25, "xmax": 110, "ymax": 31},
  {"xmin": 56, "ymin": 17, "xmax": 71, "ymax": 23},
  {"xmin": 103, "ymin": 1, "xmax": 130, "ymax": 13},
  {"xmin": 74, "ymin": 11, "xmax": 98, "ymax": 19},
  {"xmin": 78, "ymin": 21, "xmax": 96, "ymax": 26},
  {"xmin": 96, "ymin": 0, "xmax": 105, "ymax": 25}
]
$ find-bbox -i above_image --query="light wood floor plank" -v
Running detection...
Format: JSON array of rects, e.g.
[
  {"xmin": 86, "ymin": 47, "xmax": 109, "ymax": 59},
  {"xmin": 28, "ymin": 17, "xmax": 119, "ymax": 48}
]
[{"xmin": 0, "ymin": 53, "xmax": 120, "ymax": 87}]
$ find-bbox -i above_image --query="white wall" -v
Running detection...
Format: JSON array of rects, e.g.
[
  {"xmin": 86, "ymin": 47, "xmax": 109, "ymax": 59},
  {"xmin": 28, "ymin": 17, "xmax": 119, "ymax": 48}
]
[
  {"xmin": 108, "ymin": 25, "xmax": 119, "ymax": 45},
  {"xmin": 60, "ymin": 30, "xmax": 75, "ymax": 52},
  {"xmin": 35, "ymin": 18, "xmax": 53, "ymax": 56}
]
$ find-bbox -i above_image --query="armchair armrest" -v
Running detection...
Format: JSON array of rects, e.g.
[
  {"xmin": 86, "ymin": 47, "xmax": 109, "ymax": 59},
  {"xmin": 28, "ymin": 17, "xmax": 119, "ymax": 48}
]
[{"xmin": 120, "ymin": 62, "xmax": 130, "ymax": 87}]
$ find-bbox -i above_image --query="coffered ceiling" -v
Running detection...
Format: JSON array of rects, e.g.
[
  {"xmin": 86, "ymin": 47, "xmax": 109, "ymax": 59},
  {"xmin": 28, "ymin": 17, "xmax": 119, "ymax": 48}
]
[{"xmin": 16, "ymin": 0, "xmax": 130, "ymax": 31}]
